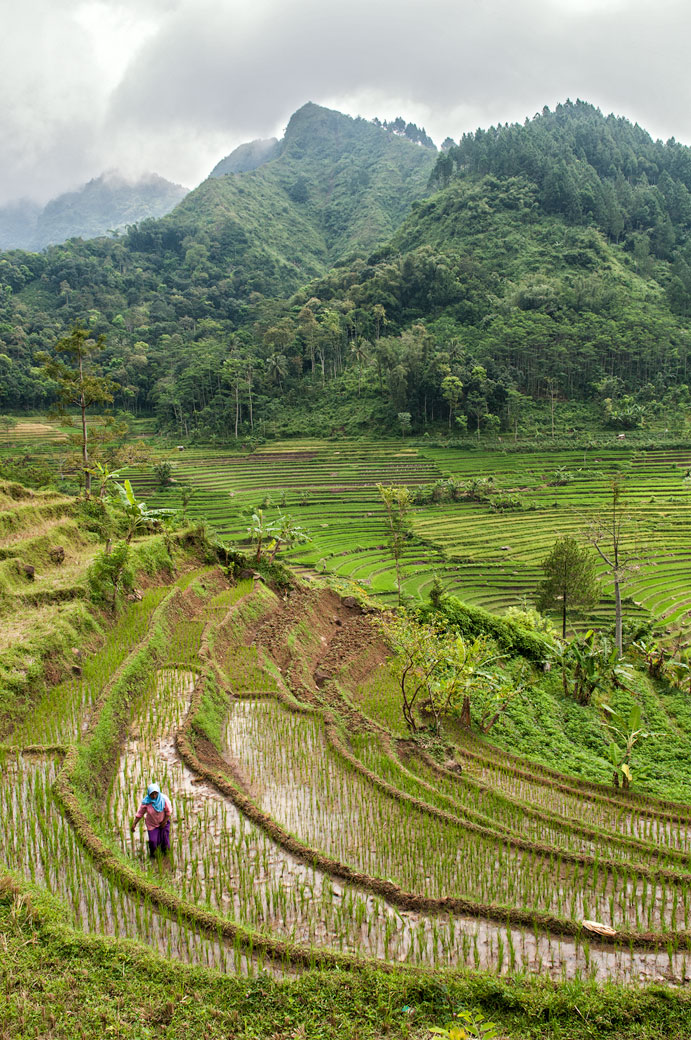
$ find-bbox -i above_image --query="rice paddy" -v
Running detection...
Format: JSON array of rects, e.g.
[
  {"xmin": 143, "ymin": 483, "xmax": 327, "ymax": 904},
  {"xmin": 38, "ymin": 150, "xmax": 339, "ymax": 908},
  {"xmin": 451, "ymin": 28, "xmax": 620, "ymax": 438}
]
[
  {"xmin": 6, "ymin": 434, "xmax": 691, "ymax": 989},
  {"xmin": 131, "ymin": 438, "xmax": 691, "ymax": 641}
]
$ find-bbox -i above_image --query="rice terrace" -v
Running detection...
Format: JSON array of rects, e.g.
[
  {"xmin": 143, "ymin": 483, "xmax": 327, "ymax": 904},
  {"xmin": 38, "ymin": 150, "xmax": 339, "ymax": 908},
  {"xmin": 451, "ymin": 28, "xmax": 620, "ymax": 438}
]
[{"xmin": 6, "ymin": 418, "xmax": 691, "ymax": 1038}]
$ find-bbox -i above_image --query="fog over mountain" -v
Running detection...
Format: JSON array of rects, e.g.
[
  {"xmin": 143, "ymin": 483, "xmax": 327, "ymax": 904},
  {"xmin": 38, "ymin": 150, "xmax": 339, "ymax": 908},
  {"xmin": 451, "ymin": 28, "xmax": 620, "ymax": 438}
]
[
  {"xmin": 0, "ymin": 172, "xmax": 188, "ymax": 251},
  {"xmin": 1, "ymin": 0, "xmax": 691, "ymax": 207}
]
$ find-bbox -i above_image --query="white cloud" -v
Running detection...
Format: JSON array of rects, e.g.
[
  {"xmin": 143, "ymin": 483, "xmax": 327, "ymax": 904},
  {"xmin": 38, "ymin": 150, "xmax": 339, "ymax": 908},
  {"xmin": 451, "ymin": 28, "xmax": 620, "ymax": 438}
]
[{"xmin": 1, "ymin": 0, "xmax": 690, "ymax": 204}]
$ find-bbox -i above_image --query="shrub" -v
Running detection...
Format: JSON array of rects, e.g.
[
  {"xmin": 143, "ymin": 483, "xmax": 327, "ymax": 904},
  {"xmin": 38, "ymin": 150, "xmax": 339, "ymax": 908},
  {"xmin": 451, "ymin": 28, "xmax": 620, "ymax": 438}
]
[
  {"xmin": 421, "ymin": 592, "xmax": 553, "ymax": 663},
  {"xmin": 87, "ymin": 541, "xmax": 134, "ymax": 608}
]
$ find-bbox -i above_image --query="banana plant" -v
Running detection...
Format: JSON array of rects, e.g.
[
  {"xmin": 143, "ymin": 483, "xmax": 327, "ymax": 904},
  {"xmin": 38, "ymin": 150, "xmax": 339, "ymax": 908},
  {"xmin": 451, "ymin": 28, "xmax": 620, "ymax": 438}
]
[
  {"xmin": 246, "ymin": 509, "xmax": 278, "ymax": 563},
  {"xmin": 112, "ymin": 479, "xmax": 176, "ymax": 543},
  {"xmin": 667, "ymin": 657, "xmax": 691, "ymax": 695},
  {"xmin": 247, "ymin": 510, "xmax": 309, "ymax": 563},
  {"xmin": 267, "ymin": 515, "xmax": 309, "ymax": 562},
  {"xmin": 630, "ymin": 639, "xmax": 667, "ymax": 679},
  {"xmin": 564, "ymin": 630, "xmax": 633, "ymax": 705},
  {"xmin": 602, "ymin": 702, "xmax": 651, "ymax": 789},
  {"xmin": 89, "ymin": 460, "xmax": 123, "ymax": 500}
]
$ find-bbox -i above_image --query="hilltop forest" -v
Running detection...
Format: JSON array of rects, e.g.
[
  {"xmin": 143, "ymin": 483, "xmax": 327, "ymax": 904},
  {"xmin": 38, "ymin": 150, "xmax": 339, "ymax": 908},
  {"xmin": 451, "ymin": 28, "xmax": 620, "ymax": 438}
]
[{"xmin": 2, "ymin": 99, "xmax": 691, "ymax": 439}]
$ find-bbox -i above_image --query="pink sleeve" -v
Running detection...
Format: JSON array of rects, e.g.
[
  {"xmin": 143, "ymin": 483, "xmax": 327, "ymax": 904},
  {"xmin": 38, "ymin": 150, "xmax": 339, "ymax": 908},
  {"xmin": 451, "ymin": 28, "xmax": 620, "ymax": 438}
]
[{"xmin": 134, "ymin": 803, "xmax": 147, "ymax": 819}]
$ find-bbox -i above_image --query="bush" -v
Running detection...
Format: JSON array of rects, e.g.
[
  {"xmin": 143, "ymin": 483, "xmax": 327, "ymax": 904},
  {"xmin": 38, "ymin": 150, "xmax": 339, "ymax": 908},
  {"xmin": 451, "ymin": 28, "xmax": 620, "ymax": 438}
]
[
  {"xmin": 153, "ymin": 461, "xmax": 173, "ymax": 487},
  {"xmin": 87, "ymin": 541, "xmax": 134, "ymax": 608},
  {"xmin": 421, "ymin": 592, "xmax": 553, "ymax": 663}
]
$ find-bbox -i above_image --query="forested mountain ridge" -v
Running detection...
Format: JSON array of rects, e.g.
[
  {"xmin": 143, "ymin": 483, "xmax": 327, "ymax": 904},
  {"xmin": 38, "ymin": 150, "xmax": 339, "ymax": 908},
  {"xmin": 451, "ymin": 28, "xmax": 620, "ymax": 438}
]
[
  {"xmin": 0, "ymin": 103, "xmax": 437, "ymax": 415},
  {"xmin": 431, "ymin": 100, "xmax": 691, "ymax": 314},
  {"xmin": 0, "ymin": 172, "xmax": 188, "ymax": 252},
  {"xmin": 134, "ymin": 102, "xmax": 438, "ymax": 295},
  {"xmin": 1, "ymin": 100, "xmax": 691, "ymax": 441}
]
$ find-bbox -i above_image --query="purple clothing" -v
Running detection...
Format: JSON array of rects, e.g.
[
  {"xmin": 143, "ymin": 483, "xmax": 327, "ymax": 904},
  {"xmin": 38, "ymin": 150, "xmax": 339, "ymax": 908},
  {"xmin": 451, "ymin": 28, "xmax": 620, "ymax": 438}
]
[{"xmin": 147, "ymin": 820, "xmax": 171, "ymax": 855}]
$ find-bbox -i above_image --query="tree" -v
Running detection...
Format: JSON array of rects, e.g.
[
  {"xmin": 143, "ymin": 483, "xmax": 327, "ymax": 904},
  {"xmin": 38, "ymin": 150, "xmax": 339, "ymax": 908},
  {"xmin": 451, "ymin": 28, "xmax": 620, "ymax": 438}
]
[
  {"xmin": 153, "ymin": 461, "xmax": 173, "ymax": 488},
  {"xmin": 559, "ymin": 629, "xmax": 633, "ymax": 704},
  {"xmin": 246, "ymin": 510, "xmax": 308, "ymax": 563},
  {"xmin": 381, "ymin": 614, "xmax": 521, "ymax": 735},
  {"xmin": 222, "ymin": 355, "xmax": 245, "ymax": 439},
  {"xmin": 545, "ymin": 377, "xmax": 559, "ymax": 440},
  {"xmin": 377, "ymin": 483, "xmax": 411, "ymax": 604},
  {"xmin": 266, "ymin": 514, "xmax": 309, "ymax": 562},
  {"xmin": 537, "ymin": 536, "xmax": 598, "ymax": 638},
  {"xmin": 441, "ymin": 375, "xmax": 463, "ymax": 429},
  {"xmin": 247, "ymin": 509, "xmax": 272, "ymax": 563},
  {"xmin": 587, "ymin": 478, "xmax": 638, "ymax": 655},
  {"xmin": 39, "ymin": 324, "xmax": 118, "ymax": 496},
  {"xmin": 112, "ymin": 479, "xmax": 175, "ymax": 544},
  {"xmin": 87, "ymin": 540, "xmax": 133, "ymax": 610},
  {"xmin": 89, "ymin": 460, "xmax": 123, "ymax": 501},
  {"xmin": 506, "ymin": 388, "xmax": 528, "ymax": 443},
  {"xmin": 266, "ymin": 353, "xmax": 288, "ymax": 388},
  {"xmin": 180, "ymin": 485, "xmax": 195, "ymax": 523}
]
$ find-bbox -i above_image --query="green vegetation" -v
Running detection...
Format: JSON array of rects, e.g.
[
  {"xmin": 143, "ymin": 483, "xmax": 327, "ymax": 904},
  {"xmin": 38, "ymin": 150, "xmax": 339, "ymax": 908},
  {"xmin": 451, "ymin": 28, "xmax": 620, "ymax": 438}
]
[
  {"xmin": 537, "ymin": 535, "xmax": 599, "ymax": 638},
  {"xmin": 120, "ymin": 437, "xmax": 691, "ymax": 647},
  {"xmin": 6, "ymin": 461, "xmax": 691, "ymax": 1036},
  {"xmin": 7, "ymin": 94, "xmax": 691, "ymax": 1036},
  {"xmin": 2, "ymin": 101, "xmax": 691, "ymax": 448}
]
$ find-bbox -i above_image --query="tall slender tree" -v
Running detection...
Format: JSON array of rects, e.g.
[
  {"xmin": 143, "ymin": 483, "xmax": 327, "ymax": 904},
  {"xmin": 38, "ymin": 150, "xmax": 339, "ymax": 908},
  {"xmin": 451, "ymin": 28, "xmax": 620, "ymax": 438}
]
[
  {"xmin": 40, "ymin": 324, "xmax": 117, "ymax": 496},
  {"xmin": 588, "ymin": 478, "xmax": 637, "ymax": 655},
  {"xmin": 377, "ymin": 483, "xmax": 411, "ymax": 604}
]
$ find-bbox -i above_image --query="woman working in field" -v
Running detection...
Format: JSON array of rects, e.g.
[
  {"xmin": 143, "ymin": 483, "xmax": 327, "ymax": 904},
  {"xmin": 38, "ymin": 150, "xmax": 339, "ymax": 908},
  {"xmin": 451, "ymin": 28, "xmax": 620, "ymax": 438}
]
[{"xmin": 131, "ymin": 782, "xmax": 172, "ymax": 858}]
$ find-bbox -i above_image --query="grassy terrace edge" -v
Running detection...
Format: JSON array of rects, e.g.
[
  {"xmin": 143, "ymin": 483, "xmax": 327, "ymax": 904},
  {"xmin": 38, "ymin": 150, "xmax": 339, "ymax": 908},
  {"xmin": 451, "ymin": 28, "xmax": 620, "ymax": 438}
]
[
  {"xmin": 5, "ymin": 532, "xmax": 691, "ymax": 1035},
  {"xmin": 53, "ymin": 574, "xmax": 404, "ymax": 974},
  {"xmin": 5, "ymin": 873, "xmax": 691, "ymax": 1040},
  {"xmin": 320, "ymin": 662, "xmax": 691, "ymax": 870}
]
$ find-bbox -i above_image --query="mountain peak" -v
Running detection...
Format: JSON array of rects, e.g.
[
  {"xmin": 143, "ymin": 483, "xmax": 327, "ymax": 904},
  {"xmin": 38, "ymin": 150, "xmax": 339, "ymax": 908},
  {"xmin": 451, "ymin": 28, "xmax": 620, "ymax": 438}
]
[{"xmin": 209, "ymin": 138, "xmax": 280, "ymax": 179}]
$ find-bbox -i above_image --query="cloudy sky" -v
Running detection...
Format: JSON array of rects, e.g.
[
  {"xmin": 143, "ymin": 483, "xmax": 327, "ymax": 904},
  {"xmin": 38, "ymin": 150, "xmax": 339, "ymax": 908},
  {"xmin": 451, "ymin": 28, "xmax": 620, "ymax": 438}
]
[{"xmin": 2, "ymin": 0, "xmax": 689, "ymax": 206}]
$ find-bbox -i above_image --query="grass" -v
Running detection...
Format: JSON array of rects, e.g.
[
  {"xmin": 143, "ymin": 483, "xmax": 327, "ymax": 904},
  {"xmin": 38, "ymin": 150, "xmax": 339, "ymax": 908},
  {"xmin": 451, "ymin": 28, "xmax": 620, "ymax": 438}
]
[{"xmin": 4, "ymin": 877, "xmax": 691, "ymax": 1038}]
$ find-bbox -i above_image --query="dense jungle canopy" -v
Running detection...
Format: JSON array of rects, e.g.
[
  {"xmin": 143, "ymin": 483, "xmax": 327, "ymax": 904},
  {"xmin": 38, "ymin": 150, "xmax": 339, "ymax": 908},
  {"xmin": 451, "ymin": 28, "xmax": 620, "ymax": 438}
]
[{"xmin": 2, "ymin": 99, "xmax": 691, "ymax": 439}]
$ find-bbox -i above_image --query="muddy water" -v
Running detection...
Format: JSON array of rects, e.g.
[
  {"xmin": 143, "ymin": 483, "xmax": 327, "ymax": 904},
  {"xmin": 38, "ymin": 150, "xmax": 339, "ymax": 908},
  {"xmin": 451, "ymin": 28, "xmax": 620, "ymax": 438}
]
[
  {"xmin": 107, "ymin": 670, "xmax": 522, "ymax": 968},
  {"xmin": 0, "ymin": 752, "xmax": 255, "ymax": 973},
  {"xmin": 396, "ymin": 748, "xmax": 688, "ymax": 870},
  {"xmin": 225, "ymin": 699, "xmax": 691, "ymax": 932},
  {"xmin": 458, "ymin": 751, "xmax": 691, "ymax": 852},
  {"xmin": 223, "ymin": 696, "xmax": 691, "ymax": 982}
]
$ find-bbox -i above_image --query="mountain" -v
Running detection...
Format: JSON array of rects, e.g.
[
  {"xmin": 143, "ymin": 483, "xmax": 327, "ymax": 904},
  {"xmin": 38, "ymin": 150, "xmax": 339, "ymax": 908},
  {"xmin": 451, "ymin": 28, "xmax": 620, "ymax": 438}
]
[
  {"xmin": 210, "ymin": 137, "xmax": 280, "ymax": 177},
  {"xmin": 0, "ymin": 172, "xmax": 188, "ymax": 251},
  {"xmin": 127, "ymin": 102, "xmax": 437, "ymax": 298},
  {"xmin": 2, "ymin": 99, "xmax": 691, "ymax": 442},
  {"xmin": 0, "ymin": 199, "xmax": 42, "ymax": 251}
]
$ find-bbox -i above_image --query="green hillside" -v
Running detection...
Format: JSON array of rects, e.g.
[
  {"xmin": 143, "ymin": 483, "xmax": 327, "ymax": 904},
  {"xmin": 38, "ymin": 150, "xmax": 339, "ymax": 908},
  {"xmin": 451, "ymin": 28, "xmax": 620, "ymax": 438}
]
[
  {"xmin": 1, "ymin": 100, "xmax": 691, "ymax": 444},
  {"xmin": 124, "ymin": 102, "xmax": 436, "ymax": 295}
]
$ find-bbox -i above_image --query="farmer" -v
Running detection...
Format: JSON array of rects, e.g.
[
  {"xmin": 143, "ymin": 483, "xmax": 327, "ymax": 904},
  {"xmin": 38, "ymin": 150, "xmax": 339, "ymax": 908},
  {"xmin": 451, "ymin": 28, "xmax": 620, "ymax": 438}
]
[{"xmin": 131, "ymin": 782, "xmax": 172, "ymax": 858}]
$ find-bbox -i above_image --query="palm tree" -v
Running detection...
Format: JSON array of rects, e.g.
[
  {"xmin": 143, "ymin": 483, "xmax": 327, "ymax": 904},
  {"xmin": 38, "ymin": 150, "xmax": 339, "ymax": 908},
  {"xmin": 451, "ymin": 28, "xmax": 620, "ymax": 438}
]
[
  {"xmin": 266, "ymin": 353, "xmax": 288, "ymax": 389},
  {"xmin": 350, "ymin": 337, "xmax": 371, "ymax": 396}
]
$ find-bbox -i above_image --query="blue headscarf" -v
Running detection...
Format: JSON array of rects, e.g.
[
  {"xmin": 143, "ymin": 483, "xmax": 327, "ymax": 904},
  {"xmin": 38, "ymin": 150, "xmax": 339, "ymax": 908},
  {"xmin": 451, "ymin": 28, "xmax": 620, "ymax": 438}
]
[{"xmin": 143, "ymin": 783, "xmax": 165, "ymax": 813}]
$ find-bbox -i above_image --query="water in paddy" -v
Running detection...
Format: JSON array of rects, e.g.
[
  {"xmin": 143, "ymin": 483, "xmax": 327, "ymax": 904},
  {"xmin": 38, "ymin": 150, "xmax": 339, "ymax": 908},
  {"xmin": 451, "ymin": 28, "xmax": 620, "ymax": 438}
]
[
  {"xmin": 0, "ymin": 752, "xmax": 251, "ymax": 973},
  {"xmin": 223, "ymin": 695, "xmax": 691, "ymax": 983}
]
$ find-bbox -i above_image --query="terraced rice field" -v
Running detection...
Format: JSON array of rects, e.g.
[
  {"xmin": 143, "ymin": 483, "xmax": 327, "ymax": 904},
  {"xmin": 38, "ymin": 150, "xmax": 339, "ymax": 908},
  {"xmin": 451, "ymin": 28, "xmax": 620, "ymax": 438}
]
[
  {"xmin": 134, "ymin": 439, "xmax": 691, "ymax": 639},
  {"xmin": 6, "ymin": 561, "xmax": 691, "ymax": 983}
]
